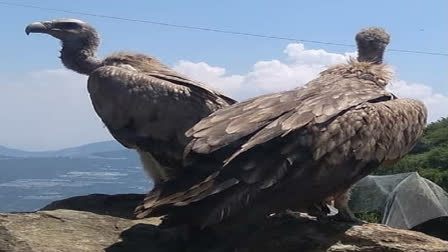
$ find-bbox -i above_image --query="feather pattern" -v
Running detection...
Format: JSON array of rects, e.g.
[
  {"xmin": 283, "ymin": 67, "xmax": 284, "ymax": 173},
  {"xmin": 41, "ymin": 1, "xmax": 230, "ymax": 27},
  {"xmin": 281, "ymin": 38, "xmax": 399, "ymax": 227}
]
[
  {"xmin": 25, "ymin": 19, "xmax": 236, "ymax": 185},
  {"xmin": 136, "ymin": 60, "xmax": 427, "ymax": 228},
  {"xmin": 185, "ymin": 61, "xmax": 393, "ymax": 163},
  {"xmin": 88, "ymin": 52, "xmax": 236, "ymax": 182}
]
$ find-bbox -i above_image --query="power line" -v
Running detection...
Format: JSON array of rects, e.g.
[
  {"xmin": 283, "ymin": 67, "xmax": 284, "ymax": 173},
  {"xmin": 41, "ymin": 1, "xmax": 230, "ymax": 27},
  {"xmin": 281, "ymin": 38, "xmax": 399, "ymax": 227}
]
[{"xmin": 1, "ymin": 1, "xmax": 447, "ymax": 57}]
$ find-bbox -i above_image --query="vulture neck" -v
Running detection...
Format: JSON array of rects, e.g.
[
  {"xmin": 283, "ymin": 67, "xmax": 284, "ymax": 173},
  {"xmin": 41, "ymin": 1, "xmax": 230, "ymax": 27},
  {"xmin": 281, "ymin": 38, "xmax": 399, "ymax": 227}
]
[
  {"xmin": 60, "ymin": 39, "xmax": 103, "ymax": 75},
  {"xmin": 357, "ymin": 47, "xmax": 385, "ymax": 64}
]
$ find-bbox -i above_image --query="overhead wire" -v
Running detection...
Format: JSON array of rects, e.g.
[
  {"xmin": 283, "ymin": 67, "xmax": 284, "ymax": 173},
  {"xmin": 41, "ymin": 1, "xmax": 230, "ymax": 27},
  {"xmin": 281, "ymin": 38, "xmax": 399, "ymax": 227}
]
[{"xmin": 0, "ymin": 1, "xmax": 447, "ymax": 56}]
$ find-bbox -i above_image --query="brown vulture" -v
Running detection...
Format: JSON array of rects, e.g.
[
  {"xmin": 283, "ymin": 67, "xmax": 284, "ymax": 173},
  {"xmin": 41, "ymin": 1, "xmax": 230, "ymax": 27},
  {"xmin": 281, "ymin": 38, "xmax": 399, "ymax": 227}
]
[
  {"xmin": 135, "ymin": 27, "xmax": 427, "ymax": 229},
  {"xmin": 25, "ymin": 18, "xmax": 236, "ymax": 185}
]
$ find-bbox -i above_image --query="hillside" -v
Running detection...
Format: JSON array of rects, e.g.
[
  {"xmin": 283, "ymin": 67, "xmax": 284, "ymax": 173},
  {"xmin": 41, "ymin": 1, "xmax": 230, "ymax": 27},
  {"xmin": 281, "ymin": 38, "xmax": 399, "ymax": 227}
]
[
  {"xmin": 0, "ymin": 142, "xmax": 148, "ymax": 212},
  {"xmin": 0, "ymin": 141, "xmax": 125, "ymax": 158},
  {"xmin": 376, "ymin": 117, "xmax": 448, "ymax": 191}
]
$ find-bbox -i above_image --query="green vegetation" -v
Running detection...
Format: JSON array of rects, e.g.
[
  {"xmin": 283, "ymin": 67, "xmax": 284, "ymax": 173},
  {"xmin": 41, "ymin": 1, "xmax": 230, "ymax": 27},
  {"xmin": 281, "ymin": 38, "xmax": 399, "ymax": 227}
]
[
  {"xmin": 355, "ymin": 210, "xmax": 382, "ymax": 223},
  {"xmin": 375, "ymin": 117, "xmax": 448, "ymax": 191}
]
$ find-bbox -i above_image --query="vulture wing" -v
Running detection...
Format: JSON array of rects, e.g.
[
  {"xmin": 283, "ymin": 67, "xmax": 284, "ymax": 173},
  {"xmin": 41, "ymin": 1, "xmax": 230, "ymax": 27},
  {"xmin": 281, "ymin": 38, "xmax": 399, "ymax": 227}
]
[
  {"xmin": 136, "ymin": 62, "xmax": 427, "ymax": 228},
  {"xmin": 87, "ymin": 53, "xmax": 235, "ymax": 179},
  {"xmin": 186, "ymin": 63, "xmax": 393, "ymax": 162}
]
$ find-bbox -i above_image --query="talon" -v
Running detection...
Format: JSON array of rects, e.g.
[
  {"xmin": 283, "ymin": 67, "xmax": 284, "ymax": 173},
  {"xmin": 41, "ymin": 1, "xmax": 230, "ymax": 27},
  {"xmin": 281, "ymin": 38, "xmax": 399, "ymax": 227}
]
[
  {"xmin": 327, "ymin": 189, "xmax": 365, "ymax": 224},
  {"xmin": 330, "ymin": 210, "xmax": 364, "ymax": 224}
]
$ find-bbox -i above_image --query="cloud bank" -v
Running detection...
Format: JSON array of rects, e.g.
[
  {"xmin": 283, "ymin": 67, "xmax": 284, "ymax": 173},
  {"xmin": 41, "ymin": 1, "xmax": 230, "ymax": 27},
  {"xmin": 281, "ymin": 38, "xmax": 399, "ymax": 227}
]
[
  {"xmin": 1, "ymin": 43, "xmax": 446, "ymax": 150},
  {"xmin": 174, "ymin": 44, "xmax": 356, "ymax": 99},
  {"xmin": 174, "ymin": 43, "xmax": 447, "ymax": 122}
]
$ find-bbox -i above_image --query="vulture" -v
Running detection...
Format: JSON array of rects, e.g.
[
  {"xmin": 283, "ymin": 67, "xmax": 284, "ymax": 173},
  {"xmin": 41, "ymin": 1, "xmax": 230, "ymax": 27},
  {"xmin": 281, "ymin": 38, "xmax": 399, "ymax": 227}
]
[
  {"xmin": 135, "ymin": 27, "xmax": 427, "ymax": 229},
  {"xmin": 25, "ymin": 19, "xmax": 235, "ymax": 185}
]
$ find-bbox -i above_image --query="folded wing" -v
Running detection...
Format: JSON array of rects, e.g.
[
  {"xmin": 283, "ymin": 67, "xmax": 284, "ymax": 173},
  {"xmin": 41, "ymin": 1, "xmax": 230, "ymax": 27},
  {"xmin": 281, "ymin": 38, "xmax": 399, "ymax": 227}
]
[{"xmin": 88, "ymin": 53, "xmax": 235, "ymax": 180}]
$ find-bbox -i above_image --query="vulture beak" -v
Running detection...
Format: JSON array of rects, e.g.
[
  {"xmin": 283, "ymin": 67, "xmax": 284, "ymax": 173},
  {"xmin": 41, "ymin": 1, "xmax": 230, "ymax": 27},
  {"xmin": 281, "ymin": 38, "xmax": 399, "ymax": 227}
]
[{"xmin": 25, "ymin": 21, "xmax": 51, "ymax": 35}]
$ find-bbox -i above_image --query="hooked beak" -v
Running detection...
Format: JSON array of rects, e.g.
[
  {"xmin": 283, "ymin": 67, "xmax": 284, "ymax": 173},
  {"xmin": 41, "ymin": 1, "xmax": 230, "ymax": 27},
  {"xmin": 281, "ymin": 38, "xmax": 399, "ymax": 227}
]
[{"xmin": 25, "ymin": 21, "xmax": 51, "ymax": 35}]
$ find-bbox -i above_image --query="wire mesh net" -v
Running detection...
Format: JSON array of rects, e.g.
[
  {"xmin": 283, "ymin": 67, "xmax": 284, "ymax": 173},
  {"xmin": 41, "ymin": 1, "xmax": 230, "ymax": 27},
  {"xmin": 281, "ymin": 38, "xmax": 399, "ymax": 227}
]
[{"xmin": 349, "ymin": 172, "xmax": 448, "ymax": 229}]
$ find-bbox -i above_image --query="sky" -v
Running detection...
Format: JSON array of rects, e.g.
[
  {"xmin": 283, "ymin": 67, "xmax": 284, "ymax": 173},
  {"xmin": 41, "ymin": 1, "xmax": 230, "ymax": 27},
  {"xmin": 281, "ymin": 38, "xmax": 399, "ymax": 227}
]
[{"xmin": 0, "ymin": 0, "xmax": 446, "ymax": 151}]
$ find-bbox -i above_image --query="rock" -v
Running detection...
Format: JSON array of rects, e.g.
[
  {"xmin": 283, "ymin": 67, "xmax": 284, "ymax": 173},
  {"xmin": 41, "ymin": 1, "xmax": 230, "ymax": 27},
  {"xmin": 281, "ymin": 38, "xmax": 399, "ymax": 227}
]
[
  {"xmin": 244, "ymin": 214, "xmax": 448, "ymax": 252},
  {"xmin": 0, "ymin": 210, "xmax": 166, "ymax": 252},
  {"xmin": 41, "ymin": 193, "xmax": 145, "ymax": 219},
  {"xmin": 412, "ymin": 216, "xmax": 448, "ymax": 241},
  {"xmin": 0, "ymin": 194, "xmax": 447, "ymax": 252}
]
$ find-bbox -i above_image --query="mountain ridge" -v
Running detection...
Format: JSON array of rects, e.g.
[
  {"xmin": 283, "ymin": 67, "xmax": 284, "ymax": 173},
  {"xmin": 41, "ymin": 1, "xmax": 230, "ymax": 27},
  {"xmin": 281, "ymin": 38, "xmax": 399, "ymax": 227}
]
[{"xmin": 0, "ymin": 141, "xmax": 126, "ymax": 158}]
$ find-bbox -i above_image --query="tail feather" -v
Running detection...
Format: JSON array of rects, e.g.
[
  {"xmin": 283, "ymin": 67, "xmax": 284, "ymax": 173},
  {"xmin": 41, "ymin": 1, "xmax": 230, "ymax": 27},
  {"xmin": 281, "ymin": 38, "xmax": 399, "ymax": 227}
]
[
  {"xmin": 150, "ymin": 184, "xmax": 260, "ymax": 229},
  {"xmin": 134, "ymin": 170, "xmax": 240, "ymax": 220}
]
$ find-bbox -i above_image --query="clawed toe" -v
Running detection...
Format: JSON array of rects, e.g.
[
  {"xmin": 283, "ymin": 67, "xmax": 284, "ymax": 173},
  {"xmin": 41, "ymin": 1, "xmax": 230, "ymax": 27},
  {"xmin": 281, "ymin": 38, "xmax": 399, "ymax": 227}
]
[{"xmin": 326, "ymin": 212, "xmax": 365, "ymax": 224}]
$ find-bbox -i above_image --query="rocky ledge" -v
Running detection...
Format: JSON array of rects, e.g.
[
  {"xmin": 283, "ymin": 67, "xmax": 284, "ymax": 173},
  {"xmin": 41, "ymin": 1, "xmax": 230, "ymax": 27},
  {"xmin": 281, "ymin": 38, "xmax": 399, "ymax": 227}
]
[{"xmin": 1, "ymin": 194, "xmax": 447, "ymax": 252}]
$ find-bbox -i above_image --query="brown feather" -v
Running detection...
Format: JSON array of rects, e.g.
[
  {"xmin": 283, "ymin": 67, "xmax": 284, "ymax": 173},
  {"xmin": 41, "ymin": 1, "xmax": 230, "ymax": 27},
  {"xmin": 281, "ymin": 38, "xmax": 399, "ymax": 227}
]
[
  {"xmin": 136, "ymin": 58, "xmax": 427, "ymax": 229},
  {"xmin": 88, "ymin": 52, "xmax": 235, "ymax": 184}
]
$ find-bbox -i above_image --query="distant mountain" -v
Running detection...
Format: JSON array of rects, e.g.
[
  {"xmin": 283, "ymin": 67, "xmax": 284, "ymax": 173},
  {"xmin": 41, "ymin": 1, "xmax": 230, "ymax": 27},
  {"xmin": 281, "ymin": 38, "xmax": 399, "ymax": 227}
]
[
  {"xmin": 0, "ymin": 148, "xmax": 146, "ymax": 212},
  {"xmin": 0, "ymin": 154, "xmax": 13, "ymax": 159},
  {"xmin": 0, "ymin": 141, "xmax": 127, "ymax": 158},
  {"xmin": 0, "ymin": 141, "xmax": 146, "ymax": 212}
]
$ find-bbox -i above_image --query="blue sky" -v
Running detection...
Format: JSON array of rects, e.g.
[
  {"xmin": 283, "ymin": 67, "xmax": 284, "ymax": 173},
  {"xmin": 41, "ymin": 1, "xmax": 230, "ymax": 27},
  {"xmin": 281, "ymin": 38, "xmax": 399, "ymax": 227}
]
[{"xmin": 0, "ymin": 0, "xmax": 446, "ymax": 150}]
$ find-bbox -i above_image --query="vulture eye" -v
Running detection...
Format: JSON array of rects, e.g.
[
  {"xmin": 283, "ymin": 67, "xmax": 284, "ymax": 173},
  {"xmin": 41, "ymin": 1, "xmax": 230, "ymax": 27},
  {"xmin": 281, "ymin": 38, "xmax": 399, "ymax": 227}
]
[{"xmin": 55, "ymin": 22, "xmax": 82, "ymax": 30}]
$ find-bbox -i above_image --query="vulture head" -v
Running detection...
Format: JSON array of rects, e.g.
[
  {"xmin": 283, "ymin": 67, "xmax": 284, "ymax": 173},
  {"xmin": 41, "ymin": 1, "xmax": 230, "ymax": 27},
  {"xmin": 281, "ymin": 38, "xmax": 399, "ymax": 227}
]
[
  {"xmin": 26, "ymin": 18, "xmax": 100, "ymax": 51},
  {"xmin": 26, "ymin": 18, "xmax": 102, "ymax": 74},
  {"xmin": 356, "ymin": 27, "xmax": 390, "ymax": 64}
]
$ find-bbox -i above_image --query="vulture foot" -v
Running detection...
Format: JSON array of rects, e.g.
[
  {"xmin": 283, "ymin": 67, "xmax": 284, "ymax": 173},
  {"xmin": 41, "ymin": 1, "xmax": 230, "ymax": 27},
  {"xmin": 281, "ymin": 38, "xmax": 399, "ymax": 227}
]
[
  {"xmin": 329, "ymin": 209, "xmax": 364, "ymax": 224},
  {"xmin": 321, "ymin": 189, "xmax": 365, "ymax": 224}
]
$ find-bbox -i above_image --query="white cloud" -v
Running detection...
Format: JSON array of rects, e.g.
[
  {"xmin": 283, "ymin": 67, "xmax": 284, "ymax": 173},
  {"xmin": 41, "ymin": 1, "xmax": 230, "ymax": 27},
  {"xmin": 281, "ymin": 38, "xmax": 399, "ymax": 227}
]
[
  {"xmin": 283, "ymin": 43, "xmax": 355, "ymax": 66},
  {"xmin": 0, "ymin": 70, "xmax": 111, "ymax": 151},
  {"xmin": 174, "ymin": 43, "xmax": 355, "ymax": 100},
  {"xmin": 1, "ymin": 43, "xmax": 445, "ymax": 150},
  {"xmin": 174, "ymin": 43, "xmax": 447, "ymax": 122},
  {"xmin": 389, "ymin": 80, "xmax": 448, "ymax": 122},
  {"xmin": 173, "ymin": 60, "xmax": 244, "ymax": 94}
]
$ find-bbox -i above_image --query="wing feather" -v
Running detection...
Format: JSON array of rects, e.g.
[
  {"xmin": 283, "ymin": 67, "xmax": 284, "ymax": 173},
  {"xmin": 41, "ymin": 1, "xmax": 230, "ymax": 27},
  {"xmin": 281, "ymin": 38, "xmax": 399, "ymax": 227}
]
[
  {"xmin": 186, "ymin": 73, "xmax": 393, "ymax": 162},
  {"xmin": 136, "ymin": 61, "xmax": 427, "ymax": 227},
  {"xmin": 136, "ymin": 96, "xmax": 427, "ymax": 226},
  {"xmin": 88, "ymin": 63, "xmax": 234, "ymax": 170}
]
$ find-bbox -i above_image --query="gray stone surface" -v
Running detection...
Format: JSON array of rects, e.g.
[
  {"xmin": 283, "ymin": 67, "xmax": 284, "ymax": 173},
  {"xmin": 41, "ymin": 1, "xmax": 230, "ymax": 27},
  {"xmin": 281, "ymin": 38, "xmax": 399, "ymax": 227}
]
[{"xmin": 1, "ymin": 194, "xmax": 447, "ymax": 252}]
